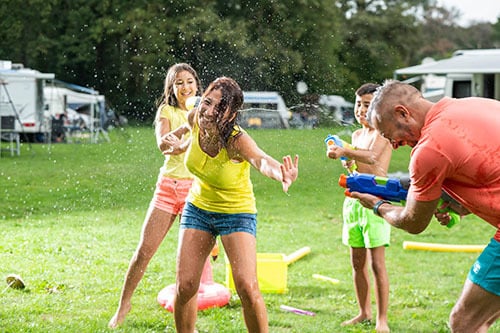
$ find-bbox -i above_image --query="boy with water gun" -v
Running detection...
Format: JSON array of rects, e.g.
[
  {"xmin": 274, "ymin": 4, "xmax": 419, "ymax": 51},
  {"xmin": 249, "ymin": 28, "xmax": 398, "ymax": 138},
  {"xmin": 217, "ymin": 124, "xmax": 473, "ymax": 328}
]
[{"xmin": 326, "ymin": 83, "xmax": 392, "ymax": 333}]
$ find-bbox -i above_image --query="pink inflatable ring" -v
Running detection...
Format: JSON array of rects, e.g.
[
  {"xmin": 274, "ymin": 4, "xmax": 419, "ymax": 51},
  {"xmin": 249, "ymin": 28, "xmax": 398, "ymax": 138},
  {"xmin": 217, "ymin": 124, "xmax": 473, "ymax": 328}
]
[{"xmin": 157, "ymin": 257, "xmax": 231, "ymax": 312}]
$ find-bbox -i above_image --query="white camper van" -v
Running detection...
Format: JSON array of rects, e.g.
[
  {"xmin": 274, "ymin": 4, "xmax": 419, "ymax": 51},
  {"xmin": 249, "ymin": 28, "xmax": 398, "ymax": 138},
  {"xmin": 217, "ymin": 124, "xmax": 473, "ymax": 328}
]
[
  {"xmin": 395, "ymin": 49, "xmax": 500, "ymax": 101},
  {"xmin": 318, "ymin": 95, "xmax": 355, "ymax": 125},
  {"xmin": 0, "ymin": 60, "xmax": 54, "ymax": 140},
  {"xmin": 240, "ymin": 91, "xmax": 290, "ymax": 128}
]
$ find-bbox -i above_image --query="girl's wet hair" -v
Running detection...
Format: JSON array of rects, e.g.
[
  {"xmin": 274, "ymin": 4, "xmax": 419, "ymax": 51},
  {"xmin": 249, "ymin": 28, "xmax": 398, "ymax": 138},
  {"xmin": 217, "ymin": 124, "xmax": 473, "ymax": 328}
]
[{"xmin": 202, "ymin": 77, "xmax": 243, "ymax": 146}]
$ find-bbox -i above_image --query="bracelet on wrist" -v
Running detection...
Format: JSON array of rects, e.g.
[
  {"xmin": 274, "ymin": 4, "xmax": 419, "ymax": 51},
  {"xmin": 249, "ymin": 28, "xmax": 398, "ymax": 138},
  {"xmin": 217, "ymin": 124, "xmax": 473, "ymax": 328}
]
[{"xmin": 373, "ymin": 200, "xmax": 391, "ymax": 217}]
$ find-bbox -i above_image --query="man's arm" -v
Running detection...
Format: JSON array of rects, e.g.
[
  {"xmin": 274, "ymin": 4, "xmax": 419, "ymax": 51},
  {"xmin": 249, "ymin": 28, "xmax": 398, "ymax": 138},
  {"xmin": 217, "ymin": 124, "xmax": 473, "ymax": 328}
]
[{"xmin": 350, "ymin": 191, "xmax": 439, "ymax": 234}]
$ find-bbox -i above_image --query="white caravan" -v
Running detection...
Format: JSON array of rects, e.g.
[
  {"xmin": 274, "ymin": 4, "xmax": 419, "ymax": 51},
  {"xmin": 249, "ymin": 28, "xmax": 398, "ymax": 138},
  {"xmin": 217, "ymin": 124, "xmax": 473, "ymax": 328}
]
[
  {"xmin": 241, "ymin": 91, "xmax": 290, "ymax": 128},
  {"xmin": 0, "ymin": 60, "xmax": 54, "ymax": 140},
  {"xmin": 395, "ymin": 49, "xmax": 500, "ymax": 101},
  {"xmin": 318, "ymin": 95, "xmax": 355, "ymax": 125}
]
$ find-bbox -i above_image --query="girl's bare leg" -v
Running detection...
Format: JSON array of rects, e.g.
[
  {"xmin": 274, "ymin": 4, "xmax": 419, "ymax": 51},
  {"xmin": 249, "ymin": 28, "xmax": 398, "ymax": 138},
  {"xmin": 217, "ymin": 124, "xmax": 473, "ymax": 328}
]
[
  {"xmin": 222, "ymin": 232, "xmax": 268, "ymax": 333},
  {"xmin": 174, "ymin": 228, "xmax": 215, "ymax": 333},
  {"xmin": 109, "ymin": 206, "xmax": 176, "ymax": 328}
]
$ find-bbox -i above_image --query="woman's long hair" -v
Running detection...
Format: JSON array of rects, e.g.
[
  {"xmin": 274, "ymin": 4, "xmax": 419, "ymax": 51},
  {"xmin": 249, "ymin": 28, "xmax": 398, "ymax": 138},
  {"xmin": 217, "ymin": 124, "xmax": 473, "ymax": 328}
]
[
  {"xmin": 202, "ymin": 77, "xmax": 243, "ymax": 147},
  {"xmin": 154, "ymin": 63, "xmax": 202, "ymax": 125}
]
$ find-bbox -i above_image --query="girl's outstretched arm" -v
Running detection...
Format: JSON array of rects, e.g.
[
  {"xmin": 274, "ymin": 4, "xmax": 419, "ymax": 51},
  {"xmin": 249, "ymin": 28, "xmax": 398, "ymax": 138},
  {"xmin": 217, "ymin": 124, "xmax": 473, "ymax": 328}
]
[{"xmin": 231, "ymin": 132, "xmax": 298, "ymax": 192}]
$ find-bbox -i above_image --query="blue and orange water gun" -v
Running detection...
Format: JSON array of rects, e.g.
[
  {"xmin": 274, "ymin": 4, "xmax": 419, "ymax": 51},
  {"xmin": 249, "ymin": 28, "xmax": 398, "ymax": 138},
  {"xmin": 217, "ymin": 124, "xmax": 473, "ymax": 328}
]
[
  {"xmin": 325, "ymin": 134, "xmax": 357, "ymax": 173},
  {"xmin": 338, "ymin": 173, "xmax": 461, "ymax": 228}
]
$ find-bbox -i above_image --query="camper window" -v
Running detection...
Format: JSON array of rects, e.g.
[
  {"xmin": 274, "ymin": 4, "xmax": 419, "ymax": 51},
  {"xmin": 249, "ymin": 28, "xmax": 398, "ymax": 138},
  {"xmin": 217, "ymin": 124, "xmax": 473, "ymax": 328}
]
[{"xmin": 452, "ymin": 81, "xmax": 471, "ymax": 98}]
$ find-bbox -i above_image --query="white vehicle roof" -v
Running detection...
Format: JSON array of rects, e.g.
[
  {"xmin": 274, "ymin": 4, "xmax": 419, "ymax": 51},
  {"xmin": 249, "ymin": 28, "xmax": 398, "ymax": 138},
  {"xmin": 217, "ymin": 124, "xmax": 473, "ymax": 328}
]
[
  {"xmin": 318, "ymin": 95, "xmax": 353, "ymax": 107},
  {"xmin": 45, "ymin": 86, "xmax": 104, "ymax": 104},
  {"xmin": 0, "ymin": 60, "xmax": 54, "ymax": 80},
  {"xmin": 243, "ymin": 91, "xmax": 283, "ymax": 101},
  {"xmin": 395, "ymin": 49, "xmax": 500, "ymax": 75}
]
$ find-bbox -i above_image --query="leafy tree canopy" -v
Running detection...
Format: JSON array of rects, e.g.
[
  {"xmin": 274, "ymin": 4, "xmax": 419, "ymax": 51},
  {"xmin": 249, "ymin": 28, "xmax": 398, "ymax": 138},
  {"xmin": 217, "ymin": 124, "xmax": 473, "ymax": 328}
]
[{"xmin": 0, "ymin": 0, "xmax": 497, "ymax": 121}]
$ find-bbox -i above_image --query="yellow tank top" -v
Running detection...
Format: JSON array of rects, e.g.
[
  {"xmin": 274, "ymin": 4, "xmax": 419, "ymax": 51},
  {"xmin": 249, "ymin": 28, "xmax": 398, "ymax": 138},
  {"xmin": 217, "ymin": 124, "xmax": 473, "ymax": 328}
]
[
  {"xmin": 185, "ymin": 119, "xmax": 256, "ymax": 213},
  {"xmin": 159, "ymin": 105, "xmax": 192, "ymax": 179}
]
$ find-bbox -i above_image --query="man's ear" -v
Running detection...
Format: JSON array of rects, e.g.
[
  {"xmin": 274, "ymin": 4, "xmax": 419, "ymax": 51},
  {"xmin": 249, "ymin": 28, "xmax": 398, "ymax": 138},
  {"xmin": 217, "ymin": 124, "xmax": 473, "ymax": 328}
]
[{"xmin": 394, "ymin": 105, "xmax": 409, "ymax": 119}]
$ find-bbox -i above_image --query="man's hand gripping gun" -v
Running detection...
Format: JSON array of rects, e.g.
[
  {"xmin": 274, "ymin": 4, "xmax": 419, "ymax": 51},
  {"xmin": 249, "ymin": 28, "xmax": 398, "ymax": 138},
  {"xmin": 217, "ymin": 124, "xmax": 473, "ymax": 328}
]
[{"xmin": 338, "ymin": 173, "xmax": 461, "ymax": 228}]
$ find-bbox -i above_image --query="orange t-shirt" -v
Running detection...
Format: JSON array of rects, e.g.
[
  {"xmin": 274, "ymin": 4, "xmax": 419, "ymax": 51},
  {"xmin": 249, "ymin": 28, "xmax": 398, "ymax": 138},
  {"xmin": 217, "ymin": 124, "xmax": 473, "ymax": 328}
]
[{"xmin": 408, "ymin": 97, "xmax": 500, "ymax": 240}]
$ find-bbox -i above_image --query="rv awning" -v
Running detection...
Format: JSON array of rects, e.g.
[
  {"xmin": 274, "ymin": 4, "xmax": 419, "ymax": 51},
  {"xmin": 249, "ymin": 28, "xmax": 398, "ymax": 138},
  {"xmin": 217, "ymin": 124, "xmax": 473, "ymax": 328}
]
[
  {"xmin": 395, "ymin": 49, "xmax": 500, "ymax": 76},
  {"xmin": 0, "ymin": 69, "xmax": 55, "ymax": 80},
  {"xmin": 52, "ymin": 79, "xmax": 99, "ymax": 95}
]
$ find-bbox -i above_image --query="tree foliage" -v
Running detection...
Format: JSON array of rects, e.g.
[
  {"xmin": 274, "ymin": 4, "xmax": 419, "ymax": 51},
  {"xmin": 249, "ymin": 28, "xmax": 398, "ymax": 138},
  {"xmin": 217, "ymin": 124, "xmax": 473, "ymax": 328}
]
[{"xmin": 0, "ymin": 0, "xmax": 497, "ymax": 121}]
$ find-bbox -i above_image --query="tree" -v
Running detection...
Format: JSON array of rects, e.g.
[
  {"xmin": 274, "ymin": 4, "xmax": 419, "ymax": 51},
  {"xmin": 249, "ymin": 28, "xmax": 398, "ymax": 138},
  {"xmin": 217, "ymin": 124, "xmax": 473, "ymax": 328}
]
[
  {"xmin": 335, "ymin": 0, "xmax": 424, "ymax": 94},
  {"xmin": 0, "ymin": 0, "xmax": 495, "ymax": 122}
]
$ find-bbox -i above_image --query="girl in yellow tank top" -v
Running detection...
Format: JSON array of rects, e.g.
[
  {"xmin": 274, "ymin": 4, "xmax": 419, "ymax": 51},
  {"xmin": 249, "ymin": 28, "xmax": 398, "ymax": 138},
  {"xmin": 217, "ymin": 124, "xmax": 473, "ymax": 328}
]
[
  {"xmin": 184, "ymin": 117, "xmax": 256, "ymax": 213},
  {"xmin": 161, "ymin": 77, "xmax": 298, "ymax": 332}
]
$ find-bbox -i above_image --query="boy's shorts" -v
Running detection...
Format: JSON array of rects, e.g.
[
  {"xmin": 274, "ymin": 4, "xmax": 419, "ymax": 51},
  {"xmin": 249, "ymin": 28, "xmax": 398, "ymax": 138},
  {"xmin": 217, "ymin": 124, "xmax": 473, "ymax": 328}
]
[
  {"xmin": 342, "ymin": 197, "xmax": 391, "ymax": 248},
  {"xmin": 151, "ymin": 176, "xmax": 193, "ymax": 215},
  {"xmin": 468, "ymin": 238, "xmax": 500, "ymax": 296},
  {"xmin": 180, "ymin": 202, "xmax": 257, "ymax": 237}
]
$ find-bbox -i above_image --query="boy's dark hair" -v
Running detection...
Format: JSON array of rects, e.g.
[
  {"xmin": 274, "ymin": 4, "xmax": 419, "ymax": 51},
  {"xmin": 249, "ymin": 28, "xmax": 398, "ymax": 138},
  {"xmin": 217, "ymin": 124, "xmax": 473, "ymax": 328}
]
[{"xmin": 356, "ymin": 83, "xmax": 380, "ymax": 96}]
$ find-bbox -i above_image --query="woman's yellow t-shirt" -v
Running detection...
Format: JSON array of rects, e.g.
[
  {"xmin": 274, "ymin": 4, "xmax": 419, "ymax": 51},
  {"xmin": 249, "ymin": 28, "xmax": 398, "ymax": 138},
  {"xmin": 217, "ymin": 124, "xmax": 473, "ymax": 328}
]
[
  {"xmin": 185, "ymin": 120, "xmax": 256, "ymax": 214},
  {"xmin": 159, "ymin": 104, "xmax": 192, "ymax": 179}
]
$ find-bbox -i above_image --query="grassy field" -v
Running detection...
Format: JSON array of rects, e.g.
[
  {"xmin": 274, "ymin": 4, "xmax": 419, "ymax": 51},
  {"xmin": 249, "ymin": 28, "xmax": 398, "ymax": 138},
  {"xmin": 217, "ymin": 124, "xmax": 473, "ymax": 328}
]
[{"xmin": 1, "ymin": 126, "xmax": 498, "ymax": 333}]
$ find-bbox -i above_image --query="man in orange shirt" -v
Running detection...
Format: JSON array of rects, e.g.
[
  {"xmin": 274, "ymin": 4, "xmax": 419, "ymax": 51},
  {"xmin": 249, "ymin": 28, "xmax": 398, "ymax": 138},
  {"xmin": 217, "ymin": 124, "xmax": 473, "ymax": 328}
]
[{"xmin": 351, "ymin": 80, "xmax": 500, "ymax": 333}]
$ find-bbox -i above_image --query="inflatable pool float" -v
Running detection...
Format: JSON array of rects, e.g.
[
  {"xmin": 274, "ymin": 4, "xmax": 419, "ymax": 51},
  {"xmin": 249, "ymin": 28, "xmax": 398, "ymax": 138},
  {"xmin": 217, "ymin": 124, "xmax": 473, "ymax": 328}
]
[{"xmin": 157, "ymin": 256, "xmax": 231, "ymax": 312}]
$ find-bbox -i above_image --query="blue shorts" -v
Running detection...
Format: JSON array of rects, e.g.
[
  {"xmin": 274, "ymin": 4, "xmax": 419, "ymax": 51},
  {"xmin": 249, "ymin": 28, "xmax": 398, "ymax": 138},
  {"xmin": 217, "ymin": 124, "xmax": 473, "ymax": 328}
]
[
  {"xmin": 468, "ymin": 238, "xmax": 500, "ymax": 296},
  {"xmin": 180, "ymin": 202, "xmax": 257, "ymax": 237}
]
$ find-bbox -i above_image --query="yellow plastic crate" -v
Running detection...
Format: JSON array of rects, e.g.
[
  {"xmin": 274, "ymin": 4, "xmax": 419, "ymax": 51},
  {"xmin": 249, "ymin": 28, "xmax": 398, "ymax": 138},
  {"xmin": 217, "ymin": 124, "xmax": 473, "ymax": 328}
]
[{"xmin": 225, "ymin": 253, "xmax": 288, "ymax": 294}]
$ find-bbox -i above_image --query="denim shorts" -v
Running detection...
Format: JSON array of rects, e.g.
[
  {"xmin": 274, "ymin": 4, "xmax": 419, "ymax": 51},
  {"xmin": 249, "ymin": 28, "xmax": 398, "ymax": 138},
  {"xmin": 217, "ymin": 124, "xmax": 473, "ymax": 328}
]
[
  {"xmin": 180, "ymin": 202, "xmax": 257, "ymax": 237},
  {"xmin": 468, "ymin": 238, "xmax": 500, "ymax": 296}
]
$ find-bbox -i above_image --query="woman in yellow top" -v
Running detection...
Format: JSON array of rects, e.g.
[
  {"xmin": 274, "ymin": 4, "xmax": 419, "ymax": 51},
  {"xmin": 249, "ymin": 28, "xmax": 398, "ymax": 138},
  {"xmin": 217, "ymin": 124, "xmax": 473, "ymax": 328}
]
[
  {"xmin": 109, "ymin": 63, "xmax": 202, "ymax": 328},
  {"xmin": 162, "ymin": 77, "xmax": 299, "ymax": 332}
]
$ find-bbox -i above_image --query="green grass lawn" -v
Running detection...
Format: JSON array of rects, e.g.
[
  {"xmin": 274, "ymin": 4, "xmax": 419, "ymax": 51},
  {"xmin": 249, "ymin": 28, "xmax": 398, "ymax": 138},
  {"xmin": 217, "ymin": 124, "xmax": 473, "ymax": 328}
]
[{"xmin": 1, "ymin": 126, "xmax": 498, "ymax": 332}]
